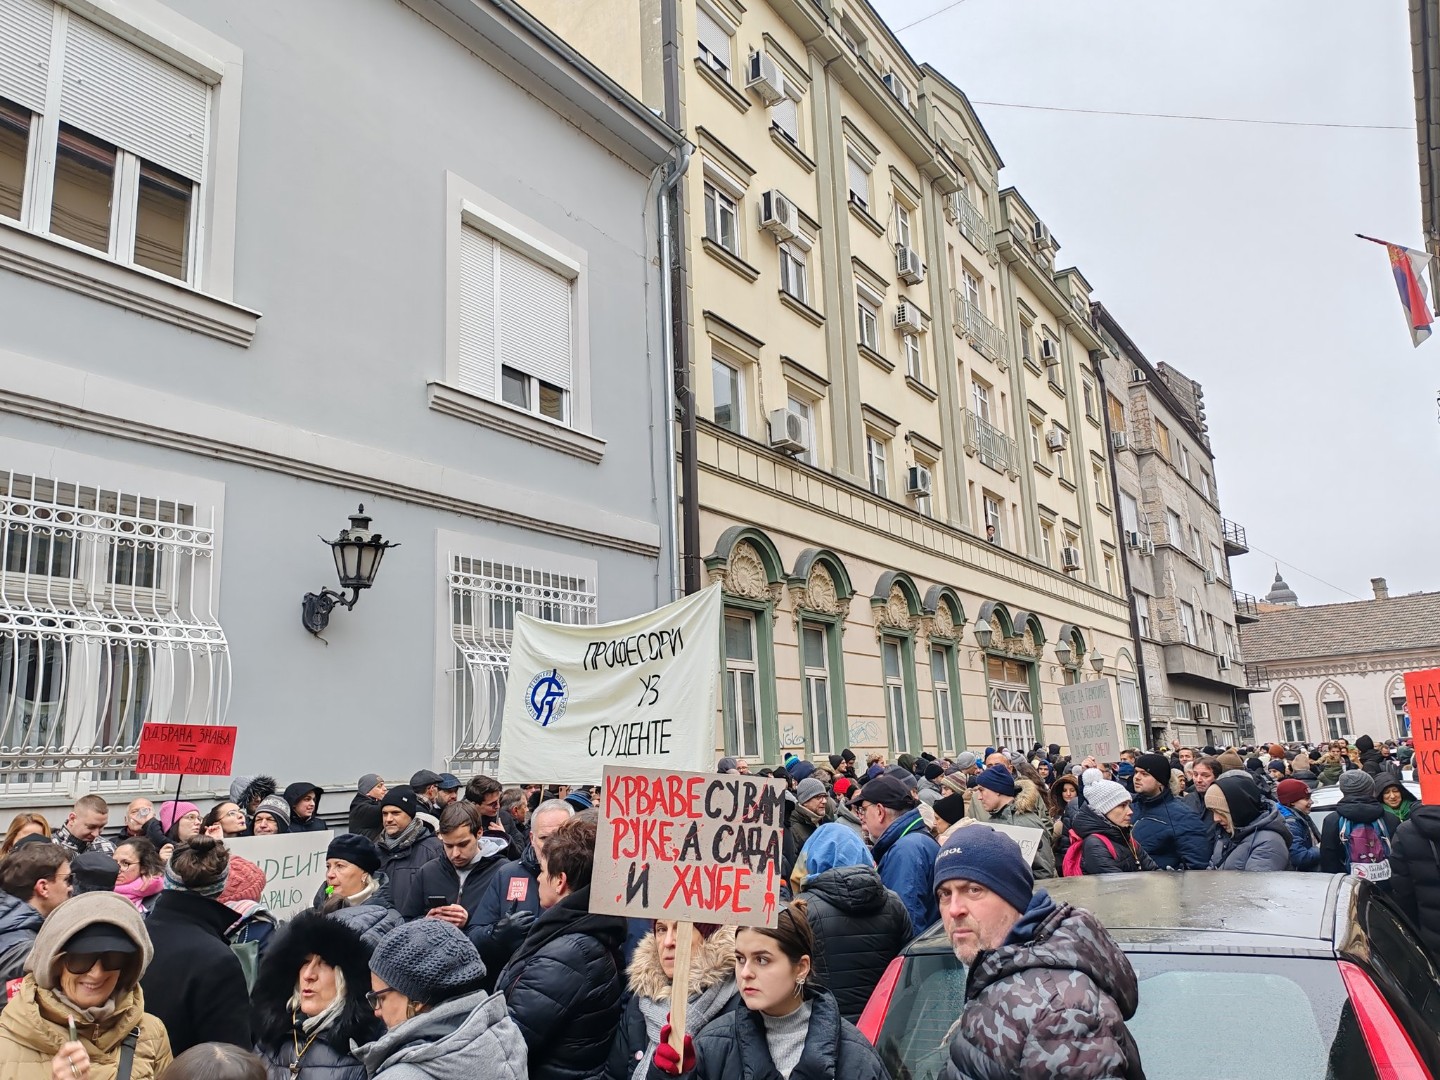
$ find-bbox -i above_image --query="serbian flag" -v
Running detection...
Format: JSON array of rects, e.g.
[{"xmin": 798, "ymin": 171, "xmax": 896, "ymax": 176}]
[{"xmin": 1359, "ymin": 234, "xmax": 1434, "ymax": 346}]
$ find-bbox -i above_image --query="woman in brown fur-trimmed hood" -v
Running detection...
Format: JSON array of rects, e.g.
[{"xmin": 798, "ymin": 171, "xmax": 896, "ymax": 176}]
[{"xmin": 604, "ymin": 923, "xmax": 741, "ymax": 1080}]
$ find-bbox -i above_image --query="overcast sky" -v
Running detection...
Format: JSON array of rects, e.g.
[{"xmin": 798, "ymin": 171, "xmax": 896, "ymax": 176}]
[{"xmin": 873, "ymin": 0, "xmax": 1438, "ymax": 606}]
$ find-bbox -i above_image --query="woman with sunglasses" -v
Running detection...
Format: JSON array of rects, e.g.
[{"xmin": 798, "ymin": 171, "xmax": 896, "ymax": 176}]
[
  {"xmin": 0, "ymin": 891, "xmax": 172, "ymax": 1080},
  {"xmin": 251, "ymin": 912, "xmax": 382, "ymax": 1080}
]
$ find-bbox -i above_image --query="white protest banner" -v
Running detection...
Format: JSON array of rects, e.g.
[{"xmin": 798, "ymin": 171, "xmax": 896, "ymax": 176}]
[
  {"xmin": 591, "ymin": 765, "xmax": 786, "ymax": 927},
  {"xmin": 948, "ymin": 819, "xmax": 1044, "ymax": 866},
  {"xmin": 498, "ymin": 585, "xmax": 722, "ymax": 786},
  {"xmin": 224, "ymin": 831, "xmax": 331, "ymax": 921},
  {"xmin": 1059, "ymin": 679, "xmax": 1122, "ymax": 762}
]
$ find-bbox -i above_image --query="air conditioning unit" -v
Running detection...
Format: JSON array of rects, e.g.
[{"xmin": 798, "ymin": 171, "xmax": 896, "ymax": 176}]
[
  {"xmin": 894, "ymin": 300, "xmax": 926, "ymax": 333},
  {"xmin": 1193, "ymin": 703, "xmax": 1210, "ymax": 720},
  {"xmin": 767, "ymin": 408, "xmax": 810, "ymax": 455},
  {"xmin": 1138, "ymin": 538, "xmax": 1156, "ymax": 557},
  {"xmin": 1040, "ymin": 338, "xmax": 1059, "ymax": 366},
  {"xmin": 1203, "ymin": 568, "xmax": 1217, "ymax": 585},
  {"xmin": 896, "ymin": 245, "xmax": 925, "ymax": 284},
  {"xmin": 1111, "ymin": 431, "xmax": 1128, "ymax": 451},
  {"xmin": 746, "ymin": 52, "xmax": 786, "ymax": 105},
  {"xmin": 1061, "ymin": 546, "xmax": 1081, "ymax": 572},
  {"xmin": 1045, "ymin": 427, "xmax": 1068, "ymax": 451},
  {"xmin": 906, "ymin": 465, "xmax": 932, "ymax": 496},
  {"xmin": 1217, "ymin": 654, "xmax": 1232, "ymax": 670},
  {"xmin": 882, "ymin": 72, "xmax": 911, "ymax": 110},
  {"xmin": 758, "ymin": 189, "xmax": 797, "ymax": 240},
  {"xmin": 1032, "ymin": 220, "xmax": 1052, "ymax": 247}
]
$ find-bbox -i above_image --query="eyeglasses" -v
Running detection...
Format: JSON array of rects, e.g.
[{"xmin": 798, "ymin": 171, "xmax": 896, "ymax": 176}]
[
  {"xmin": 222, "ymin": 808, "xmax": 246, "ymax": 818},
  {"xmin": 365, "ymin": 987, "xmax": 402, "ymax": 1010},
  {"xmin": 63, "ymin": 952, "xmax": 128, "ymax": 974}
]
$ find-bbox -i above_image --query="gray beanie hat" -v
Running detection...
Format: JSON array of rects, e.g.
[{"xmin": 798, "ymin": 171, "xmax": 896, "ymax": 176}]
[
  {"xmin": 370, "ymin": 918, "xmax": 488, "ymax": 1005},
  {"xmin": 1084, "ymin": 777, "xmax": 1132, "ymax": 817},
  {"xmin": 717, "ymin": 756, "xmax": 738, "ymax": 774},
  {"xmin": 955, "ymin": 751, "xmax": 978, "ymax": 770},
  {"xmin": 795, "ymin": 777, "xmax": 826, "ymax": 804},
  {"xmin": 1337, "ymin": 769, "xmax": 1376, "ymax": 799}
]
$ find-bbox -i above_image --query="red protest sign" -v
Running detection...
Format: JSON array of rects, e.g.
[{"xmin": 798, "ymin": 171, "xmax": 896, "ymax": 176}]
[
  {"xmin": 591, "ymin": 766, "xmax": 786, "ymax": 928},
  {"xmin": 1406, "ymin": 668, "xmax": 1440, "ymax": 805},
  {"xmin": 135, "ymin": 723, "xmax": 237, "ymax": 776}
]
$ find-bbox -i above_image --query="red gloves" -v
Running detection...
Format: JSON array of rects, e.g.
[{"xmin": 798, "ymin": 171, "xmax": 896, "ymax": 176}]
[{"xmin": 652, "ymin": 1024, "xmax": 695, "ymax": 1075}]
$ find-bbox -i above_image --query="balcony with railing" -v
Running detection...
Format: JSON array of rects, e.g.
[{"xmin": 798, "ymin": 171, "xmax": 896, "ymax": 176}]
[
  {"xmin": 962, "ymin": 409, "xmax": 1018, "ymax": 477},
  {"xmin": 954, "ymin": 191, "xmax": 991, "ymax": 255},
  {"xmin": 1222, "ymin": 518, "xmax": 1249, "ymax": 556},
  {"xmin": 953, "ymin": 291, "xmax": 1007, "ymax": 365},
  {"xmin": 1233, "ymin": 590, "xmax": 1260, "ymax": 623}
]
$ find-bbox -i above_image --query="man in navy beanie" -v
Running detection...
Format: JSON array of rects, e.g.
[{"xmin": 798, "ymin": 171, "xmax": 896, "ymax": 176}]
[{"xmin": 934, "ymin": 827, "xmax": 1145, "ymax": 1079}]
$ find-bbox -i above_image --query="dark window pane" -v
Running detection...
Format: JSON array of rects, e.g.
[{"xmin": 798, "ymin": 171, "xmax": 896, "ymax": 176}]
[
  {"xmin": 134, "ymin": 161, "xmax": 191, "ymax": 280},
  {"xmin": 500, "ymin": 366, "xmax": 528, "ymax": 409},
  {"xmin": 50, "ymin": 125, "xmax": 115, "ymax": 252},
  {"xmin": 0, "ymin": 99, "xmax": 30, "ymax": 221}
]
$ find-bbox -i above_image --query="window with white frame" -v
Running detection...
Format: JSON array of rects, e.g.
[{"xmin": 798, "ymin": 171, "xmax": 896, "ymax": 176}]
[
  {"xmin": 1030, "ymin": 418, "xmax": 1043, "ymax": 463},
  {"xmin": 458, "ymin": 221, "xmax": 576, "ymax": 424},
  {"xmin": 0, "ymin": 469, "xmax": 228, "ymax": 795},
  {"xmin": 846, "ymin": 149, "xmax": 871, "ymax": 211},
  {"xmin": 882, "ymin": 636, "xmax": 914, "ymax": 754},
  {"xmin": 0, "ymin": 3, "xmax": 220, "ymax": 284},
  {"xmin": 963, "ymin": 269, "xmax": 982, "ymax": 313},
  {"xmin": 1166, "ymin": 508, "xmax": 1184, "ymax": 547},
  {"xmin": 1040, "ymin": 520, "xmax": 1054, "ymax": 566},
  {"xmin": 787, "ymin": 393, "xmax": 816, "ymax": 466},
  {"xmin": 695, "ymin": 4, "xmax": 733, "ymax": 78},
  {"xmin": 771, "ymin": 92, "xmax": 800, "ymax": 145},
  {"xmin": 1119, "ymin": 678, "xmax": 1143, "ymax": 749},
  {"xmin": 856, "ymin": 286, "xmax": 880, "ymax": 351},
  {"xmin": 866, "ymin": 433, "xmax": 889, "ymax": 497},
  {"xmin": 971, "ymin": 378, "xmax": 992, "ymax": 423},
  {"xmin": 1120, "ymin": 491, "xmax": 1141, "ymax": 537},
  {"xmin": 1053, "ymin": 442, "xmax": 1067, "ymax": 482},
  {"xmin": 895, "ymin": 203, "xmax": 912, "ymax": 249},
  {"xmin": 982, "ymin": 492, "xmax": 1003, "ymax": 543},
  {"xmin": 712, "ymin": 356, "xmax": 743, "ymax": 433},
  {"xmin": 779, "ymin": 243, "xmax": 808, "ymax": 303},
  {"xmin": 1200, "ymin": 470, "xmax": 1213, "ymax": 499},
  {"xmin": 1092, "ymin": 462, "xmax": 1108, "ymax": 507},
  {"xmin": 1104, "ymin": 553, "xmax": 1115, "ymax": 593},
  {"xmin": 1179, "ymin": 445, "xmax": 1191, "ymax": 480},
  {"xmin": 1179, "ymin": 602, "xmax": 1197, "ymax": 645},
  {"xmin": 723, "ymin": 612, "xmax": 762, "ymax": 758},
  {"xmin": 1211, "ymin": 543, "xmax": 1226, "ymax": 579},
  {"xmin": 449, "ymin": 556, "xmax": 595, "ymax": 769},
  {"xmin": 903, "ymin": 333, "xmax": 923, "ymax": 382},
  {"xmin": 1082, "ymin": 375, "xmax": 1098, "ymax": 421},
  {"xmin": 1325, "ymin": 698, "xmax": 1350, "ymax": 740},
  {"xmin": 1190, "ymin": 526, "xmax": 1204, "ymax": 559},
  {"xmin": 703, "ymin": 180, "xmax": 740, "ymax": 254},
  {"xmin": 931, "ymin": 643, "xmax": 958, "ymax": 752},
  {"xmin": 801, "ymin": 621, "xmax": 834, "ymax": 755},
  {"xmin": 1136, "ymin": 592, "xmax": 1151, "ymax": 637}
]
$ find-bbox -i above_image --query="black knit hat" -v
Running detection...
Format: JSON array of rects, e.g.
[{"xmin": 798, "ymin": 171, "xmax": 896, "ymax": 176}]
[
  {"xmin": 327, "ymin": 833, "xmax": 381, "ymax": 875},
  {"xmin": 1135, "ymin": 753, "xmax": 1172, "ymax": 788},
  {"xmin": 380, "ymin": 785, "xmax": 418, "ymax": 818},
  {"xmin": 933, "ymin": 793, "xmax": 967, "ymax": 827}
]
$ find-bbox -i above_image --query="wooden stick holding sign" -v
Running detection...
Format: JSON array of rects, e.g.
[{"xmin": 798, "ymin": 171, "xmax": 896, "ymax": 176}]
[{"xmin": 591, "ymin": 766, "xmax": 787, "ymax": 1059}]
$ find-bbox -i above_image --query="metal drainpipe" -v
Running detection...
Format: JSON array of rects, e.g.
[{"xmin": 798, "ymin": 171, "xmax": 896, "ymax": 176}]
[
  {"xmin": 657, "ymin": 143, "xmax": 693, "ymax": 601},
  {"xmin": 1091, "ymin": 347, "xmax": 1155, "ymax": 745}
]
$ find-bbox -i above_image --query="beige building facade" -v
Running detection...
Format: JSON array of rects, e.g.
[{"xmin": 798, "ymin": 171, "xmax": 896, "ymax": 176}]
[{"xmin": 526, "ymin": 0, "xmax": 1136, "ymax": 761}]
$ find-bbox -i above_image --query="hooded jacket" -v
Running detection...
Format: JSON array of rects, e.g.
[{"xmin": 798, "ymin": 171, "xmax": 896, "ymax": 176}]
[
  {"xmin": 285, "ymin": 783, "xmax": 328, "ymax": 834},
  {"xmin": 376, "ymin": 823, "xmax": 443, "ymax": 923},
  {"xmin": 605, "ymin": 928, "xmax": 741, "ymax": 1080},
  {"xmin": 0, "ymin": 893, "xmax": 172, "ymax": 1080},
  {"xmin": 1319, "ymin": 795, "xmax": 1390, "ymax": 874},
  {"xmin": 1277, "ymin": 804, "xmax": 1322, "ymax": 871},
  {"xmin": 1377, "ymin": 780, "xmax": 1419, "ymax": 836},
  {"xmin": 800, "ymin": 865, "xmax": 911, "ymax": 1022},
  {"xmin": 1071, "ymin": 805, "xmax": 1156, "ymax": 875},
  {"xmin": 141, "ymin": 888, "xmax": 253, "ymax": 1055},
  {"xmin": 356, "ymin": 988, "xmax": 526, "ymax": 1080},
  {"xmin": 974, "ymin": 779, "xmax": 1056, "ymax": 879},
  {"xmin": 942, "ymin": 891, "xmax": 1144, "ymax": 1079},
  {"xmin": 1355, "ymin": 736, "xmax": 1399, "ymax": 780},
  {"xmin": 468, "ymin": 848, "xmax": 543, "ymax": 982},
  {"xmin": 0, "ymin": 893, "xmax": 43, "ymax": 982},
  {"xmin": 349, "ymin": 794, "xmax": 384, "ymax": 842},
  {"xmin": 252, "ymin": 912, "xmax": 385, "ymax": 1080},
  {"xmin": 494, "ymin": 885, "xmax": 626, "ymax": 1080},
  {"xmin": 1391, "ymin": 806, "xmax": 1440, "ymax": 956},
  {"xmin": 645, "ymin": 985, "xmax": 887, "ymax": 1080},
  {"xmin": 1210, "ymin": 804, "xmax": 1292, "ymax": 871},
  {"xmin": 870, "ymin": 808, "xmax": 939, "ymax": 935},
  {"xmin": 231, "ymin": 776, "xmax": 279, "ymax": 814},
  {"xmin": 1130, "ymin": 786, "xmax": 1212, "ymax": 871}
]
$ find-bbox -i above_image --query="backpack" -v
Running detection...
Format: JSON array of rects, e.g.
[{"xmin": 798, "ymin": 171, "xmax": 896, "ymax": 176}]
[
  {"xmin": 1340, "ymin": 816, "xmax": 1392, "ymax": 882},
  {"xmin": 1061, "ymin": 829, "xmax": 1115, "ymax": 877}
]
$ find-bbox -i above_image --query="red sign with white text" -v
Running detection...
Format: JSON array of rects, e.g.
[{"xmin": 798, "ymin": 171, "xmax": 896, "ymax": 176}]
[
  {"xmin": 1406, "ymin": 668, "xmax": 1440, "ymax": 805},
  {"xmin": 135, "ymin": 723, "xmax": 237, "ymax": 776}
]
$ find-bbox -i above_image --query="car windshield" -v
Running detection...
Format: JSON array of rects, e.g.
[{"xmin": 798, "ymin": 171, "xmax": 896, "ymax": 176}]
[{"xmin": 874, "ymin": 951, "xmax": 1375, "ymax": 1080}]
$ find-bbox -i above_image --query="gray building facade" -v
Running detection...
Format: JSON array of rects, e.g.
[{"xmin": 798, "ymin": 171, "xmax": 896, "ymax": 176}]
[{"xmin": 0, "ymin": 0, "xmax": 681, "ymax": 815}]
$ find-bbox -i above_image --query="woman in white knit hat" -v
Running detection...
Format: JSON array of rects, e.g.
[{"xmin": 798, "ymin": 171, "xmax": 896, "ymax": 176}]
[{"xmin": 1067, "ymin": 769, "xmax": 1157, "ymax": 875}]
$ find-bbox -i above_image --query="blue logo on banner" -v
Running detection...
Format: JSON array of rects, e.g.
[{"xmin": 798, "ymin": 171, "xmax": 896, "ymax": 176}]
[{"xmin": 526, "ymin": 669, "xmax": 568, "ymax": 727}]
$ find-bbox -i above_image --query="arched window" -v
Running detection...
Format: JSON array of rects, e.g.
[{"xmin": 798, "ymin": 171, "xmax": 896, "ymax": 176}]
[
  {"xmin": 871, "ymin": 572, "xmax": 924, "ymax": 755},
  {"xmin": 1275, "ymin": 684, "xmax": 1305, "ymax": 743},
  {"xmin": 705, "ymin": 527, "xmax": 785, "ymax": 763},
  {"xmin": 1386, "ymin": 676, "xmax": 1409, "ymax": 738},
  {"xmin": 1318, "ymin": 681, "xmax": 1350, "ymax": 741},
  {"xmin": 788, "ymin": 549, "xmax": 855, "ymax": 758}
]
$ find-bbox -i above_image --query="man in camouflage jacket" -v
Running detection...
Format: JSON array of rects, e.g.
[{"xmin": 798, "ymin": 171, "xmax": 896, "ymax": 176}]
[{"xmin": 933, "ymin": 825, "xmax": 1146, "ymax": 1079}]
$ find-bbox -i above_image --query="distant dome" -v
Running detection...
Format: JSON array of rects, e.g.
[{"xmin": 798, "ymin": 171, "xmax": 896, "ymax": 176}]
[{"xmin": 1265, "ymin": 571, "xmax": 1298, "ymax": 606}]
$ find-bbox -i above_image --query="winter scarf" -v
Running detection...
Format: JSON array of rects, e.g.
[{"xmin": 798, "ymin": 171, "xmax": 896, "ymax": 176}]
[
  {"xmin": 375, "ymin": 816, "xmax": 425, "ymax": 854},
  {"xmin": 114, "ymin": 874, "xmax": 164, "ymax": 912},
  {"xmin": 627, "ymin": 928, "xmax": 738, "ymax": 1080}
]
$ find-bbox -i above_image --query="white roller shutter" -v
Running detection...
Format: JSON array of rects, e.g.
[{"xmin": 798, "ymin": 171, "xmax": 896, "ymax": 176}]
[
  {"xmin": 59, "ymin": 14, "xmax": 208, "ymax": 180},
  {"xmin": 695, "ymin": 7, "xmax": 731, "ymax": 69},
  {"xmin": 771, "ymin": 95, "xmax": 798, "ymax": 143},
  {"xmin": 846, "ymin": 152, "xmax": 869, "ymax": 205},
  {"xmin": 0, "ymin": 0, "xmax": 54, "ymax": 114},
  {"xmin": 496, "ymin": 244, "xmax": 572, "ymax": 391},
  {"xmin": 457, "ymin": 225, "xmax": 497, "ymax": 400}
]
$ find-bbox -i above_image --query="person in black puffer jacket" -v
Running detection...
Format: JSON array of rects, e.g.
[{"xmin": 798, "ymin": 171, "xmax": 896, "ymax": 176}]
[
  {"xmin": 374, "ymin": 787, "xmax": 443, "ymax": 921},
  {"xmin": 645, "ymin": 900, "xmax": 887, "ymax": 1080},
  {"xmin": 1071, "ymin": 774, "xmax": 1156, "ymax": 875},
  {"xmin": 251, "ymin": 911, "xmax": 384, "ymax": 1080},
  {"xmin": 1391, "ymin": 804, "xmax": 1440, "ymax": 957},
  {"xmin": 1320, "ymin": 770, "xmax": 1392, "ymax": 874},
  {"xmin": 495, "ymin": 814, "xmax": 625, "ymax": 1080},
  {"xmin": 792, "ymin": 823, "xmax": 910, "ymax": 1023},
  {"xmin": 350, "ymin": 774, "xmax": 387, "ymax": 842},
  {"xmin": 1355, "ymin": 735, "xmax": 1399, "ymax": 780}
]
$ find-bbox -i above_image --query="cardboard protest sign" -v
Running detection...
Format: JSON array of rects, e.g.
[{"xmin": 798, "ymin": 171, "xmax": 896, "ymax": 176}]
[
  {"xmin": 224, "ymin": 831, "xmax": 332, "ymax": 921},
  {"xmin": 1059, "ymin": 680, "xmax": 1122, "ymax": 762},
  {"xmin": 947, "ymin": 820, "xmax": 1044, "ymax": 866},
  {"xmin": 498, "ymin": 586, "xmax": 722, "ymax": 786},
  {"xmin": 136, "ymin": 723, "xmax": 237, "ymax": 775},
  {"xmin": 591, "ymin": 765, "xmax": 786, "ymax": 928},
  {"xmin": 1406, "ymin": 668, "xmax": 1440, "ymax": 804}
]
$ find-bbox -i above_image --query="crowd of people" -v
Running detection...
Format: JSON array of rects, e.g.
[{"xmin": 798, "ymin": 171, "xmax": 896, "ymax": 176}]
[{"xmin": 0, "ymin": 733, "xmax": 1428, "ymax": 1080}]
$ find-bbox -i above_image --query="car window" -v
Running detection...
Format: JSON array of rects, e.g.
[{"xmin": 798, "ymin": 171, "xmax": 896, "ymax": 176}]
[
  {"xmin": 1127, "ymin": 955, "xmax": 1374, "ymax": 1080},
  {"xmin": 874, "ymin": 952, "xmax": 967, "ymax": 1080},
  {"xmin": 1364, "ymin": 896, "xmax": 1440, "ymax": 1037}
]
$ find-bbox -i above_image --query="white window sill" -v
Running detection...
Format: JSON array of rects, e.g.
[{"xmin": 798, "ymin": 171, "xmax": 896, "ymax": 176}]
[
  {"xmin": 0, "ymin": 220, "xmax": 260, "ymax": 347},
  {"xmin": 428, "ymin": 382, "xmax": 605, "ymax": 463}
]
